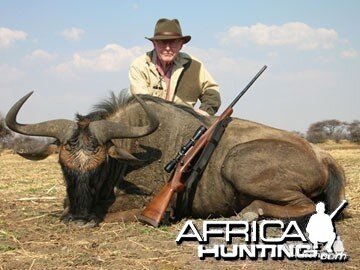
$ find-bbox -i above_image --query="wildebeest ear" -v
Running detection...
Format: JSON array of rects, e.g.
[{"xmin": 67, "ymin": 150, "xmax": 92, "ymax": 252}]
[
  {"xmin": 17, "ymin": 143, "xmax": 59, "ymax": 161},
  {"xmin": 108, "ymin": 146, "xmax": 141, "ymax": 163}
]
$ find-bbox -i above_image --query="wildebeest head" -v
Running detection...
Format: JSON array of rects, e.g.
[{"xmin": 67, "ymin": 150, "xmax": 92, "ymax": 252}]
[
  {"xmin": 6, "ymin": 91, "xmax": 159, "ymax": 224},
  {"xmin": 6, "ymin": 91, "xmax": 159, "ymax": 167}
]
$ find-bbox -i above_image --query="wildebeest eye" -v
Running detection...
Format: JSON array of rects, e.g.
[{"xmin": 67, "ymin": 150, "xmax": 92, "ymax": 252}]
[{"xmin": 65, "ymin": 143, "xmax": 72, "ymax": 151}]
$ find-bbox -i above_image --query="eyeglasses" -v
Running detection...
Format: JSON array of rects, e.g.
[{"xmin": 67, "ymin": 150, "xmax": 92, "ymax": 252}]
[{"xmin": 154, "ymin": 39, "xmax": 183, "ymax": 48}]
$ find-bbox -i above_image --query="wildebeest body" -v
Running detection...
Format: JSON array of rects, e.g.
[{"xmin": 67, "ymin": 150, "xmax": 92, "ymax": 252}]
[
  {"xmin": 108, "ymin": 99, "xmax": 345, "ymax": 220},
  {"xmin": 6, "ymin": 92, "xmax": 346, "ymax": 225}
]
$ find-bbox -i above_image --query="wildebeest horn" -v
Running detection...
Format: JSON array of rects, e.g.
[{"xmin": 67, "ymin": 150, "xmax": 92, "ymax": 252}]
[
  {"xmin": 5, "ymin": 91, "xmax": 77, "ymax": 143},
  {"xmin": 89, "ymin": 95, "xmax": 159, "ymax": 144}
]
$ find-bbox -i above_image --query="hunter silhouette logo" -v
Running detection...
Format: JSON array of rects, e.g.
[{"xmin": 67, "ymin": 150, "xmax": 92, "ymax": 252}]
[
  {"xmin": 306, "ymin": 200, "xmax": 347, "ymax": 254},
  {"xmin": 176, "ymin": 200, "xmax": 348, "ymax": 261}
]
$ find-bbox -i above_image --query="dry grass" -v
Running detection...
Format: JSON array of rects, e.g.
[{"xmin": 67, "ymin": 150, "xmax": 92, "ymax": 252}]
[{"xmin": 0, "ymin": 143, "xmax": 359, "ymax": 270}]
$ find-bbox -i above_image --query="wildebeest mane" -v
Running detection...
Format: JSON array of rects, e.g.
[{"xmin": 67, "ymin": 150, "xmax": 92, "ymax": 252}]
[{"xmin": 90, "ymin": 90, "xmax": 208, "ymax": 123}]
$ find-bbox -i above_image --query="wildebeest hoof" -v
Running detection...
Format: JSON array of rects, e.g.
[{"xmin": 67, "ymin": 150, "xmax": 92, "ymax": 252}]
[
  {"xmin": 60, "ymin": 213, "xmax": 74, "ymax": 223},
  {"xmin": 60, "ymin": 213, "xmax": 99, "ymax": 227},
  {"xmin": 74, "ymin": 219, "xmax": 98, "ymax": 228},
  {"xmin": 84, "ymin": 220, "xmax": 99, "ymax": 228},
  {"xmin": 67, "ymin": 218, "xmax": 99, "ymax": 228},
  {"xmin": 73, "ymin": 219, "xmax": 87, "ymax": 226},
  {"xmin": 243, "ymin": 211, "xmax": 259, "ymax": 222}
]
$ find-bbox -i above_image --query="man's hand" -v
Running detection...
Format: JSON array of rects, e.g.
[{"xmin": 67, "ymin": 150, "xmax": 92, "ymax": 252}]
[{"xmin": 195, "ymin": 109, "xmax": 210, "ymax": 117}]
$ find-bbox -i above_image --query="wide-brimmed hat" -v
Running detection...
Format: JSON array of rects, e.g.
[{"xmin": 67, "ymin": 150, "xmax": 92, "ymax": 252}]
[{"xmin": 146, "ymin": 18, "xmax": 191, "ymax": 44}]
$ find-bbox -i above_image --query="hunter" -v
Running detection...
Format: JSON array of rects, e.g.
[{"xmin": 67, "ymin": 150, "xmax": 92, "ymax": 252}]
[{"xmin": 128, "ymin": 18, "xmax": 221, "ymax": 116}]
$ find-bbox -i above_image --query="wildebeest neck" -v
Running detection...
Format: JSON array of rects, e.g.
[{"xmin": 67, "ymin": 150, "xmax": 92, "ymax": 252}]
[{"xmin": 110, "ymin": 100, "xmax": 208, "ymax": 148}]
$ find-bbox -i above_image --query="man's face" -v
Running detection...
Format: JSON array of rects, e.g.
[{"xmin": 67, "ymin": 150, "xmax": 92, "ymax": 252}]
[{"xmin": 153, "ymin": 39, "xmax": 183, "ymax": 65}]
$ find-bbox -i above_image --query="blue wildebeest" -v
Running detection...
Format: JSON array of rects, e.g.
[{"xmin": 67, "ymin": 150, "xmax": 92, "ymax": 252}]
[{"xmin": 6, "ymin": 91, "xmax": 346, "ymax": 226}]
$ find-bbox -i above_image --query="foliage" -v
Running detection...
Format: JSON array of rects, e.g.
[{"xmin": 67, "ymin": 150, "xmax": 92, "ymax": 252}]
[
  {"xmin": 0, "ymin": 113, "xmax": 14, "ymax": 152},
  {"xmin": 0, "ymin": 112, "xmax": 12, "ymax": 138},
  {"xmin": 1, "ymin": 112, "xmax": 53, "ymax": 153},
  {"xmin": 306, "ymin": 119, "xmax": 359, "ymax": 144},
  {"xmin": 291, "ymin": 130, "xmax": 305, "ymax": 138},
  {"xmin": 348, "ymin": 120, "xmax": 360, "ymax": 143}
]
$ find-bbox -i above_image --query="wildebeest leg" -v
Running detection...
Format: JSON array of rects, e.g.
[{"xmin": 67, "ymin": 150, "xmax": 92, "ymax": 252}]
[
  {"xmin": 104, "ymin": 209, "xmax": 142, "ymax": 223},
  {"xmin": 222, "ymin": 140, "xmax": 325, "ymax": 221},
  {"xmin": 239, "ymin": 199, "xmax": 315, "ymax": 221}
]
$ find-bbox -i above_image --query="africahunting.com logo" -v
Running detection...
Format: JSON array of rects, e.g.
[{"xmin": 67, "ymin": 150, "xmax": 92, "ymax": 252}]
[{"xmin": 176, "ymin": 200, "xmax": 347, "ymax": 262}]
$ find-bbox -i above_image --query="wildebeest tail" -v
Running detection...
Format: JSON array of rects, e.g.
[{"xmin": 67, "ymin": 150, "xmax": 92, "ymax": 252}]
[
  {"xmin": 311, "ymin": 144, "xmax": 346, "ymax": 216},
  {"xmin": 322, "ymin": 161, "xmax": 346, "ymax": 217}
]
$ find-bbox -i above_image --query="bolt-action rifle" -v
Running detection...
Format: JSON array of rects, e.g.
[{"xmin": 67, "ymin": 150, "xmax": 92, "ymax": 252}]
[{"xmin": 138, "ymin": 65, "xmax": 268, "ymax": 227}]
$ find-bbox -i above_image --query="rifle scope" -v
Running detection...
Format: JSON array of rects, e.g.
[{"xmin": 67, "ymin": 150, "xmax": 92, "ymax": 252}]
[{"xmin": 164, "ymin": 125, "xmax": 207, "ymax": 173}]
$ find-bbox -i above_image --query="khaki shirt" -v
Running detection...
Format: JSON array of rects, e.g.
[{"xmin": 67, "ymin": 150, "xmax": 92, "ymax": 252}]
[{"xmin": 129, "ymin": 50, "xmax": 221, "ymax": 115}]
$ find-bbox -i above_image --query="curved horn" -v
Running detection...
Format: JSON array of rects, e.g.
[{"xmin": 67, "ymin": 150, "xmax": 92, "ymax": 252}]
[
  {"xmin": 5, "ymin": 91, "xmax": 77, "ymax": 143},
  {"xmin": 89, "ymin": 95, "xmax": 159, "ymax": 144}
]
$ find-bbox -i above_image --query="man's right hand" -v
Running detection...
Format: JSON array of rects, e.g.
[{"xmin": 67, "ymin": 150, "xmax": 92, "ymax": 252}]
[{"xmin": 195, "ymin": 109, "xmax": 210, "ymax": 117}]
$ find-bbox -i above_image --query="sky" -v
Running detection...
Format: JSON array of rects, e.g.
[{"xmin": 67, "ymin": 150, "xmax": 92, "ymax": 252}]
[{"xmin": 0, "ymin": 0, "xmax": 359, "ymax": 133}]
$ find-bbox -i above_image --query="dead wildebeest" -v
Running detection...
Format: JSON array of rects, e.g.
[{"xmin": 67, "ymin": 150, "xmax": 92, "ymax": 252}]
[{"xmin": 6, "ymin": 91, "xmax": 346, "ymax": 226}]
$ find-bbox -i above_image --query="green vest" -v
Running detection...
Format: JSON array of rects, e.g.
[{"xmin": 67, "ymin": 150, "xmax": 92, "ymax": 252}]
[{"xmin": 174, "ymin": 58, "xmax": 202, "ymax": 104}]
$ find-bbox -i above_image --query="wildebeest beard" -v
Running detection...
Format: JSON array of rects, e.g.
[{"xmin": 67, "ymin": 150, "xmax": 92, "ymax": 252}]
[{"xmin": 60, "ymin": 158, "xmax": 122, "ymax": 224}]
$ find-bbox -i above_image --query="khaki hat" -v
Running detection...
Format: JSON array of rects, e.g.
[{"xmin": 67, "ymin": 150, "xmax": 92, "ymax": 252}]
[{"xmin": 146, "ymin": 18, "xmax": 191, "ymax": 44}]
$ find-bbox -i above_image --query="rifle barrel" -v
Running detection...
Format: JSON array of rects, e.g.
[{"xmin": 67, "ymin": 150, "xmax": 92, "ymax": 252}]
[{"xmin": 229, "ymin": 65, "xmax": 267, "ymax": 108}]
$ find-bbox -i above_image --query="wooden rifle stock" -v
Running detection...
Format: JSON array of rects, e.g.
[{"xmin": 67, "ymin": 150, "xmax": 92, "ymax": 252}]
[
  {"xmin": 138, "ymin": 65, "xmax": 267, "ymax": 227},
  {"xmin": 138, "ymin": 182, "xmax": 180, "ymax": 227}
]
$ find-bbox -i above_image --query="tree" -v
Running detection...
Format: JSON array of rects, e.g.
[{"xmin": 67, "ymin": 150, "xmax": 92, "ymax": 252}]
[
  {"xmin": 306, "ymin": 122, "xmax": 327, "ymax": 143},
  {"xmin": 306, "ymin": 119, "xmax": 348, "ymax": 143},
  {"xmin": 0, "ymin": 112, "xmax": 13, "ymax": 140},
  {"xmin": 291, "ymin": 130, "xmax": 305, "ymax": 138},
  {"xmin": 0, "ymin": 112, "xmax": 11, "ymax": 138},
  {"xmin": 348, "ymin": 120, "xmax": 360, "ymax": 143},
  {"xmin": 320, "ymin": 120, "xmax": 343, "ymax": 138},
  {"xmin": 0, "ymin": 112, "xmax": 14, "ymax": 151}
]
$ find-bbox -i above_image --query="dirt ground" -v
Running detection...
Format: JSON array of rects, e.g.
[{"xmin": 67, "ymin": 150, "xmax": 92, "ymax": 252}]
[{"xmin": 0, "ymin": 141, "xmax": 359, "ymax": 270}]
